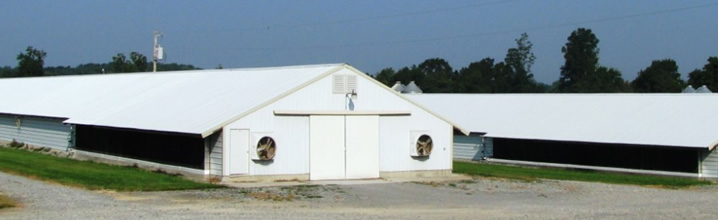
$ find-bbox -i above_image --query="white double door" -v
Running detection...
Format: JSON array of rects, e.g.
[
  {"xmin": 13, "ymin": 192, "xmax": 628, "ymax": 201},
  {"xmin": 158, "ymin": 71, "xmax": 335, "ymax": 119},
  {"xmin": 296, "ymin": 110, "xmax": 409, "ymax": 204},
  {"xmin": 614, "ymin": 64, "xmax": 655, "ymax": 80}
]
[{"xmin": 309, "ymin": 115, "xmax": 380, "ymax": 180}]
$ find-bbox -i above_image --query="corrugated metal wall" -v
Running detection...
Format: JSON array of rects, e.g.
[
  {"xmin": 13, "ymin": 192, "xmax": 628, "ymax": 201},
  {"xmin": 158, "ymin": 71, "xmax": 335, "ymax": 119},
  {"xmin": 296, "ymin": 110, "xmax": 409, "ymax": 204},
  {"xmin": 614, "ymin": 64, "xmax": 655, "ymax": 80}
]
[
  {"xmin": 453, "ymin": 134, "xmax": 493, "ymax": 161},
  {"xmin": 701, "ymin": 148, "xmax": 718, "ymax": 178},
  {"xmin": 206, "ymin": 131, "xmax": 223, "ymax": 176},
  {"xmin": 0, "ymin": 115, "xmax": 70, "ymax": 150}
]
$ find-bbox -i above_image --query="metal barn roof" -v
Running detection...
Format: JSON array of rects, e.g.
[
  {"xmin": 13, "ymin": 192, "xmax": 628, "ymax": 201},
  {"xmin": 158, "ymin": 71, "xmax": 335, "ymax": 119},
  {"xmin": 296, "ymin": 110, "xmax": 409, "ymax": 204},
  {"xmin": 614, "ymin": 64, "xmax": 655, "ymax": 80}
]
[
  {"xmin": 0, "ymin": 64, "xmax": 344, "ymax": 137},
  {"xmin": 407, "ymin": 93, "xmax": 718, "ymax": 149}
]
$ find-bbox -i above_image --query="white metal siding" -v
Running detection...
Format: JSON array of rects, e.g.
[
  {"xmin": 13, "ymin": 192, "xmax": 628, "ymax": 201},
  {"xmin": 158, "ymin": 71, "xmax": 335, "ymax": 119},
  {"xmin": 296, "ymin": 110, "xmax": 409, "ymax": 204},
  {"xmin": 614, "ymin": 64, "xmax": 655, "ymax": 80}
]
[
  {"xmin": 224, "ymin": 115, "xmax": 310, "ymax": 176},
  {"xmin": 453, "ymin": 134, "xmax": 493, "ymax": 160},
  {"xmin": 206, "ymin": 131, "xmax": 223, "ymax": 176},
  {"xmin": 701, "ymin": 148, "xmax": 718, "ymax": 178},
  {"xmin": 0, "ymin": 115, "xmax": 70, "ymax": 150},
  {"xmin": 378, "ymin": 115, "xmax": 453, "ymax": 172},
  {"xmin": 223, "ymin": 68, "xmax": 454, "ymax": 176}
]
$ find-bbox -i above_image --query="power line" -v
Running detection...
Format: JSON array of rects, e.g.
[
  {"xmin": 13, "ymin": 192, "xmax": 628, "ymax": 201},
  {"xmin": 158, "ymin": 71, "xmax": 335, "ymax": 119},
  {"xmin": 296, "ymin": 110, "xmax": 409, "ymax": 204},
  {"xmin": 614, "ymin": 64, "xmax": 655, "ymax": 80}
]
[
  {"xmin": 211, "ymin": 2, "xmax": 718, "ymax": 51},
  {"xmin": 180, "ymin": 0, "xmax": 520, "ymax": 33}
]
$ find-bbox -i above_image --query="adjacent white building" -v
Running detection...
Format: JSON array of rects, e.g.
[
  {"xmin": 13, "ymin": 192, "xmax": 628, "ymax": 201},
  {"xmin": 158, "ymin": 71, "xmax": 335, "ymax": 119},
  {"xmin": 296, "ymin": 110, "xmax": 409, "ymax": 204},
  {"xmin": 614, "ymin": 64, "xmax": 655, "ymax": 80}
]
[{"xmin": 409, "ymin": 93, "xmax": 718, "ymax": 178}]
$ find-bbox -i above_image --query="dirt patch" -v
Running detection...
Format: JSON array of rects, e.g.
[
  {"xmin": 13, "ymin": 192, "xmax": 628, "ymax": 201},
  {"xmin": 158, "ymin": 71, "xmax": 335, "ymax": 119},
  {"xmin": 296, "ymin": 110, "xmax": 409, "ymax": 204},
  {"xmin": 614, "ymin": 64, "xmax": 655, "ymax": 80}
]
[{"xmin": 0, "ymin": 193, "xmax": 18, "ymax": 209}]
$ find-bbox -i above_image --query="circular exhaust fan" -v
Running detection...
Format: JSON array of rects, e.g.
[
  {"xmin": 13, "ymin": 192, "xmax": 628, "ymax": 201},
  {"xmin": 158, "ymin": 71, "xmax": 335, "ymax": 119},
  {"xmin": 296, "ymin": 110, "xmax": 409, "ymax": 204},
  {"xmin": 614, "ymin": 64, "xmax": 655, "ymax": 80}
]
[
  {"xmin": 256, "ymin": 136, "xmax": 276, "ymax": 160},
  {"xmin": 416, "ymin": 135, "xmax": 433, "ymax": 157}
]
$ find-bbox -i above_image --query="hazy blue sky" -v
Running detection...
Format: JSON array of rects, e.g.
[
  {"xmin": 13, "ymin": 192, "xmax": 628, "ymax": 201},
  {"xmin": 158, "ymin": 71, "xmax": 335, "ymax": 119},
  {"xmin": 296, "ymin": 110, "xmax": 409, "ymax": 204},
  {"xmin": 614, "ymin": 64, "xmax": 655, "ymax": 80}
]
[{"xmin": 1, "ymin": 0, "xmax": 716, "ymax": 83}]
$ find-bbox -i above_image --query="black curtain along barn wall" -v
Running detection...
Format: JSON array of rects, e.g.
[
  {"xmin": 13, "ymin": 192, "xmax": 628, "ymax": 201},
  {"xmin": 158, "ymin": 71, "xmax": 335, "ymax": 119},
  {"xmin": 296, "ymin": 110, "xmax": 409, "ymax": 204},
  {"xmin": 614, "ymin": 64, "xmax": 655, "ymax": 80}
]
[
  {"xmin": 75, "ymin": 125, "xmax": 205, "ymax": 169},
  {"xmin": 492, "ymin": 138, "xmax": 698, "ymax": 173}
]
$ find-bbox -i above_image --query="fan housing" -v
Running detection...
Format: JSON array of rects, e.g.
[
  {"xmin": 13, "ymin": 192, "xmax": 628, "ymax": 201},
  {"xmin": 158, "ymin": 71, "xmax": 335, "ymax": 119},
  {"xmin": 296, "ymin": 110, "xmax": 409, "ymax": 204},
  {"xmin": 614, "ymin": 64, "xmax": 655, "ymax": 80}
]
[
  {"xmin": 410, "ymin": 131, "xmax": 433, "ymax": 157},
  {"xmin": 253, "ymin": 136, "xmax": 276, "ymax": 161}
]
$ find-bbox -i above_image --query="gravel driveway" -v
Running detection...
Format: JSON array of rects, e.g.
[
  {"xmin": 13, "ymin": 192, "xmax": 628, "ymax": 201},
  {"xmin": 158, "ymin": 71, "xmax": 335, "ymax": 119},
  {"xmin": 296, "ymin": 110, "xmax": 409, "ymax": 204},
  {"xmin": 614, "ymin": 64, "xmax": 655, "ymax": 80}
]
[{"xmin": 2, "ymin": 171, "xmax": 718, "ymax": 219}]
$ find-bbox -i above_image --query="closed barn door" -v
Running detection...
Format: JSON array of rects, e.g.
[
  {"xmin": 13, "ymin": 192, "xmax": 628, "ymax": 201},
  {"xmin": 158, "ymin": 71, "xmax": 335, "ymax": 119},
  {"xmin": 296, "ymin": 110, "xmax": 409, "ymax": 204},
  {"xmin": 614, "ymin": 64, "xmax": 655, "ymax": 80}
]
[
  {"xmin": 309, "ymin": 116, "xmax": 346, "ymax": 180},
  {"xmin": 309, "ymin": 115, "xmax": 379, "ymax": 180},
  {"xmin": 345, "ymin": 116, "xmax": 379, "ymax": 179}
]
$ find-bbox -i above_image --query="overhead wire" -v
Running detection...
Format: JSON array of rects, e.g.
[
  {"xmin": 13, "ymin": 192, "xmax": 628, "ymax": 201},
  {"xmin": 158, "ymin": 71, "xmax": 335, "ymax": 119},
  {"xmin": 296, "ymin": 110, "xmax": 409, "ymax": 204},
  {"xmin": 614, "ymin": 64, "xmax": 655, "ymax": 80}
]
[
  {"xmin": 179, "ymin": 2, "xmax": 718, "ymax": 51},
  {"xmin": 180, "ymin": 0, "xmax": 521, "ymax": 33}
]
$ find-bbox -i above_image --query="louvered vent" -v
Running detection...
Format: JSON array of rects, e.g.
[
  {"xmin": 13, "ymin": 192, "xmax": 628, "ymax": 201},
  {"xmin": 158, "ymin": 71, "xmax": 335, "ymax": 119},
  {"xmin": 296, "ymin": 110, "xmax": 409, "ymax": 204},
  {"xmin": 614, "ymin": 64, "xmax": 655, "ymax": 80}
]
[{"xmin": 332, "ymin": 75, "xmax": 357, "ymax": 94}]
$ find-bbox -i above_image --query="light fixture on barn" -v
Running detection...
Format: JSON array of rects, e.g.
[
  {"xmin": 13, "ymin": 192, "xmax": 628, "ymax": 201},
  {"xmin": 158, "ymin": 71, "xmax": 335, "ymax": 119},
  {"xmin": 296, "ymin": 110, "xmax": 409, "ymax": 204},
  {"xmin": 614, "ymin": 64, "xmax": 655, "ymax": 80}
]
[
  {"xmin": 345, "ymin": 89, "xmax": 357, "ymax": 110},
  {"xmin": 15, "ymin": 116, "xmax": 21, "ymax": 128}
]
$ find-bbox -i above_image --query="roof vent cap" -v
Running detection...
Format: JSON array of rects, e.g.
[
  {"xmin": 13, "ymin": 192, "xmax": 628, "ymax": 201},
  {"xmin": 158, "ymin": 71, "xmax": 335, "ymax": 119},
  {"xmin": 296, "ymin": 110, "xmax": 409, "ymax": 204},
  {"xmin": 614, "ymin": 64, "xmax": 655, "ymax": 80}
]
[
  {"xmin": 696, "ymin": 85, "xmax": 712, "ymax": 93},
  {"xmin": 682, "ymin": 85, "xmax": 695, "ymax": 93},
  {"xmin": 391, "ymin": 81, "xmax": 406, "ymax": 92},
  {"xmin": 402, "ymin": 81, "xmax": 423, "ymax": 94}
]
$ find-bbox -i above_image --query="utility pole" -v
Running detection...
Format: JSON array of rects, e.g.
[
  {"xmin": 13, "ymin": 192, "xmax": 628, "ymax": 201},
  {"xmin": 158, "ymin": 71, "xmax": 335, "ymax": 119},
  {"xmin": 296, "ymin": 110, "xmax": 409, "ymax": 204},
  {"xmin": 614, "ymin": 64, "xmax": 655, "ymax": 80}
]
[{"xmin": 152, "ymin": 30, "xmax": 162, "ymax": 72}]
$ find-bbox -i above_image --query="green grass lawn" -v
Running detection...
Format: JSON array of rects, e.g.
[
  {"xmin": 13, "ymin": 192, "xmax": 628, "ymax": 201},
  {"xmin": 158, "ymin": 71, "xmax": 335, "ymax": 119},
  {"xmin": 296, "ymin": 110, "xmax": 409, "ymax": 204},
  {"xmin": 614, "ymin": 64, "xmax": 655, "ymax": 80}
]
[
  {"xmin": 0, "ymin": 193, "xmax": 16, "ymax": 209},
  {"xmin": 0, "ymin": 147, "xmax": 222, "ymax": 191},
  {"xmin": 453, "ymin": 161, "xmax": 711, "ymax": 188}
]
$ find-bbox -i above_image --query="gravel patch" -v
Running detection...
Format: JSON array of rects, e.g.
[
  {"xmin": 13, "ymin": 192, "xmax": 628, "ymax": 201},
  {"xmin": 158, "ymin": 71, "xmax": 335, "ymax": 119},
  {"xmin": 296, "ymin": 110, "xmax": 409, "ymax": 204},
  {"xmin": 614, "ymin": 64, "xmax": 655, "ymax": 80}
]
[{"xmin": 1, "ymin": 171, "xmax": 718, "ymax": 219}]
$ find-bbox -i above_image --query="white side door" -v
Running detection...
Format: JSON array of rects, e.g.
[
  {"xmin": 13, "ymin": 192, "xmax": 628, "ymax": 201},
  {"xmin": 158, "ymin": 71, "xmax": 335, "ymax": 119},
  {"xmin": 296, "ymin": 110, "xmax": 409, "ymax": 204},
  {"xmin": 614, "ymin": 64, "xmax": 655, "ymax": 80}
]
[{"xmin": 228, "ymin": 129, "xmax": 249, "ymax": 175}]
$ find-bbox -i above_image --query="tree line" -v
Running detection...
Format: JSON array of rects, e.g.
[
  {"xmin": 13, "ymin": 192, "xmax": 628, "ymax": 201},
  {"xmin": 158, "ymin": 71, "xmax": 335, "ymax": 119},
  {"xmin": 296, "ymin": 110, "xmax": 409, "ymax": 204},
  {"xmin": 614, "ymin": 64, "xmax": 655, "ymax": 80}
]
[
  {"xmin": 373, "ymin": 28, "xmax": 718, "ymax": 93},
  {"xmin": 0, "ymin": 47, "xmax": 199, "ymax": 78},
  {"xmin": 3, "ymin": 27, "xmax": 716, "ymax": 93}
]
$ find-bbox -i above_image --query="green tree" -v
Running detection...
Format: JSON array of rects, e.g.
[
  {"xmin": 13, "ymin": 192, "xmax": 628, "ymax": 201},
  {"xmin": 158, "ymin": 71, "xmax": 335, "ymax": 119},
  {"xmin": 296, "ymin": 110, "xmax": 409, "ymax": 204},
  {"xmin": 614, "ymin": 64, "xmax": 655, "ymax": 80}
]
[
  {"xmin": 110, "ymin": 53, "xmax": 130, "ymax": 73},
  {"xmin": 74, "ymin": 63, "xmax": 110, "ymax": 74},
  {"xmin": 594, "ymin": 67, "xmax": 630, "ymax": 92},
  {"xmin": 687, "ymin": 57, "xmax": 718, "ymax": 91},
  {"xmin": 418, "ymin": 58, "xmax": 454, "ymax": 93},
  {"xmin": 504, "ymin": 33, "xmax": 541, "ymax": 92},
  {"xmin": 558, "ymin": 28, "xmax": 599, "ymax": 92},
  {"xmin": 392, "ymin": 65, "xmax": 423, "ymax": 87},
  {"xmin": 457, "ymin": 58, "xmax": 510, "ymax": 93},
  {"xmin": 0, "ymin": 66, "xmax": 16, "ymax": 78},
  {"xmin": 373, "ymin": 68, "xmax": 396, "ymax": 86},
  {"xmin": 130, "ymin": 52, "xmax": 148, "ymax": 72},
  {"xmin": 631, "ymin": 59, "xmax": 684, "ymax": 93},
  {"xmin": 16, "ymin": 46, "xmax": 47, "ymax": 77},
  {"xmin": 156, "ymin": 63, "xmax": 201, "ymax": 71},
  {"xmin": 110, "ymin": 52, "xmax": 149, "ymax": 73},
  {"xmin": 558, "ymin": 28, "xmax": 626, "ymax": 93}
]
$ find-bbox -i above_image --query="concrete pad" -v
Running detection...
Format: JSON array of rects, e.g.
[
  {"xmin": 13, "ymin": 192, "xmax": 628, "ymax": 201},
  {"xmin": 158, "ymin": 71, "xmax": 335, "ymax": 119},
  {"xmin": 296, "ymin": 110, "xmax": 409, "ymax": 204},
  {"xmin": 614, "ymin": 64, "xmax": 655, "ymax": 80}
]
[
  {"xmin": 220, "ymin": 173, "xmax": 473, "ymax": 188},
  {"xmin": 385, "ymin": 173, "xmax": 473, "ymax": 183}
]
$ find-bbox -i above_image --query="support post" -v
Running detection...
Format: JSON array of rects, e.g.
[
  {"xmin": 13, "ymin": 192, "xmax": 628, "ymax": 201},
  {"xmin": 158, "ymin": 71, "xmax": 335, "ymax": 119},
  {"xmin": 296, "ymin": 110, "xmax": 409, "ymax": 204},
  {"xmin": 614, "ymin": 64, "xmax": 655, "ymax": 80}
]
[{"xmin": 153, "ymin": 31, "xmax": 159, "ymax": 72}]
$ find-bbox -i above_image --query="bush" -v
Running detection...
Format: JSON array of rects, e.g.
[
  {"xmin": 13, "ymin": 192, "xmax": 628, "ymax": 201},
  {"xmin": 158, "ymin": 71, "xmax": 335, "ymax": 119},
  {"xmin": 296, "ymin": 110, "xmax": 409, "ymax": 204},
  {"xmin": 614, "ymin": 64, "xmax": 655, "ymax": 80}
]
[{"xmin": 8, "ymin": 139, "xmax": 24, "ymax": 148}]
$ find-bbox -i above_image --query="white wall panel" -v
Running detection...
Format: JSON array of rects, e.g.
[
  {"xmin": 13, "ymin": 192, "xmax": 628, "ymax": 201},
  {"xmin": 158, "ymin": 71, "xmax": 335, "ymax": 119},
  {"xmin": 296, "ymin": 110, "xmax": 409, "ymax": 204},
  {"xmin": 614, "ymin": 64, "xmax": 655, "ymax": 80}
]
[
  {"xmin": 701, "ymin": 148, "xmax": 718, "ymax": 178},
  {"xmin": 206, "ymin": 131, "xmax": 223, "ymax": 176},
  {"xmin": 454, "ymin": 134, "xmax": 493, "ymax": 160},
  {"xmin": 346, "ymin": 116, "xmax": 380, "ymax": 179},
  {"xmin": 309, "ymin": 116, "xmax": 345, "ymax": 180},
  {"xmin": 250, "ymin": 116, "xmax": 309, "ymax": 175},
  {"xmin": 223, "ymin": 68, "xmax": 454, "ymax": 177},
  {"xmin": 0, "ymin": 115, "xmax": 70, "ymax": 150}
]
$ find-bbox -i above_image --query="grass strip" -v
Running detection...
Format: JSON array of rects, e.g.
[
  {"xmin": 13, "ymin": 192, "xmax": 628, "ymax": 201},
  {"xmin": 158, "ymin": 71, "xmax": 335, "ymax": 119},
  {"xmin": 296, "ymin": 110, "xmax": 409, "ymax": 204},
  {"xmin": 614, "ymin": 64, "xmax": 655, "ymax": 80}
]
[
  {"xmin": 453, "ymin": 161, "xmax": 711, "ymax": 188},
  {"xmin": 0, "ymin": 193, "xmax": 16, "ymax": 209},
  {"xmin": 0, "ymin": 147, "xmax": 222, "ymax": 191}
]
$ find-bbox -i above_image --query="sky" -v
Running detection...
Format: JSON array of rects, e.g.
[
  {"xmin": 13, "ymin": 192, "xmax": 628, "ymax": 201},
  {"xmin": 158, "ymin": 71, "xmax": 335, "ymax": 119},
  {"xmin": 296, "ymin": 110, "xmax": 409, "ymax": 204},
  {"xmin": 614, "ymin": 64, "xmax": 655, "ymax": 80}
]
[{"xmin": 0, "ymin": 0, "xmax": 716, "ymax": 83}]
